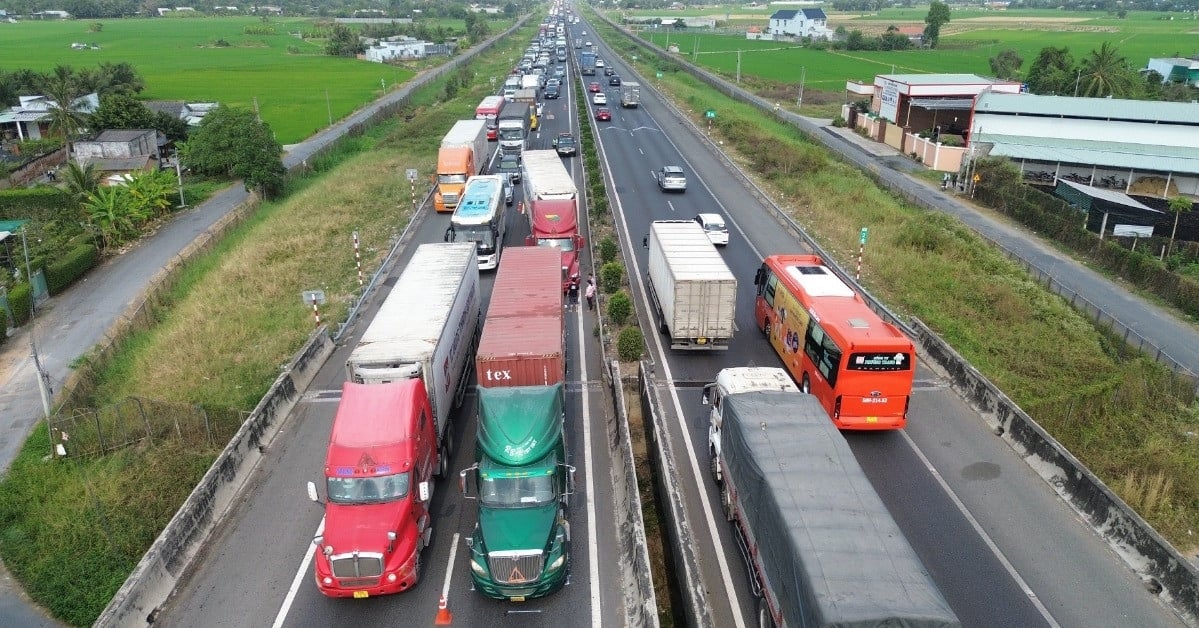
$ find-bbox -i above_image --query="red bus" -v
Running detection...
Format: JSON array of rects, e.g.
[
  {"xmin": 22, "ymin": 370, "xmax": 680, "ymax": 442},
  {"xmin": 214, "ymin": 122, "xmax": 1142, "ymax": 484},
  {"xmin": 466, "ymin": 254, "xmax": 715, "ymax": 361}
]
[
  {"xmin": 475, "ymin": 95, "xmax": 505, "ymax": 141},
  {"xmin": 753, "ymin": 254, "xmax": 915, "ymax": 430}
]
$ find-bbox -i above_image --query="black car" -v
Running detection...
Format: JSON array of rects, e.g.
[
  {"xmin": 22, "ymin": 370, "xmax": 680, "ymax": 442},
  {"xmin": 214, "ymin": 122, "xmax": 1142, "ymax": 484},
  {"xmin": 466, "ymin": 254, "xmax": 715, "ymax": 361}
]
[
  {"xmin": 495, "ymin": 152, "xmax": 522, "ymax": 183},
  {"xmin": 553, "ymin": 132, "xmax": 577, "ymax": 157},
  {"xmin": 609, "ymin": 75, "xmax": 621, "ymax": 86},
  {"xmin": 604, "ymin": 66, "xmax": 615, "ymax": 76},
  {"xmin": 545, "ymin": 85, "xmax": 560, "ymax": 99}
]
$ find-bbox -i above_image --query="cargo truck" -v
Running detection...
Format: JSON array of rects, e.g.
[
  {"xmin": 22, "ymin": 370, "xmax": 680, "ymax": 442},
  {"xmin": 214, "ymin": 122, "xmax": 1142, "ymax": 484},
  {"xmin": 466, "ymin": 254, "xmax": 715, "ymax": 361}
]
[
  {"xmin": 619, "ymin": 82, "xmax": 640, "ymax": 108},
  {"xmin": 498, "ymin": 101, "xmax": 532, "ymax": 155},
  {"xmin": 346, "ymin": 242, "xmax": 480, "ymax": 475},
  {"xmin": 459, "ymin": 384, "xmax": 574, "ymax": 601},
  {"xmin": 509, "ymin": 89, "xmax": 540, "ymax": 131},
  {"xmin": 580, "ymin": 51, "xmax": 596, "ymax": 75},
  {"xmin": 521, "ymin": 150, "xmax": 584, "ymax": 293},
  {"xmin": 476, "ymin": 246, "xmax": 564, "ymax": 387},
  {"xmin": 644, "ymin": 220, "xmax": 736, "ymax": 350},
  {"xmin": 435, "ymin": 119, "xmax": 489, "ymax": 212},
  {"xmin": 475, "ymin": 95, "xmax": 505, "ymax": 141},
  {"xmin": 701, "ymin": 367, "xmax": 960, "ymax": 628},
  {"xmin": 306, "ymin": 380, "xmax": 437, "ymax": 598}
]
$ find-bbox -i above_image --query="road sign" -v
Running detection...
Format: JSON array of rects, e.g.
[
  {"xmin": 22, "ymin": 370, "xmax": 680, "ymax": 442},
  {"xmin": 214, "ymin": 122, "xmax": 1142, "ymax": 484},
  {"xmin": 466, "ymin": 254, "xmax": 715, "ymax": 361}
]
[
  {"xmin": 406, "ymin": 168, "xmax": 419, "ymax": 181},
  {"xmin": 704, "ymin": 109, "xmax": 716, "ymax": 119},
  {"xmin": 655, "ymin": 72, "xmax": 663, "ymax": 79},
  {"xmin": 302, "ymin": 290, "xmax": 326, "ymax": 305},
  {"xmin": 859, "ymin": 227, "xmax": 869, "ymax": 245}
]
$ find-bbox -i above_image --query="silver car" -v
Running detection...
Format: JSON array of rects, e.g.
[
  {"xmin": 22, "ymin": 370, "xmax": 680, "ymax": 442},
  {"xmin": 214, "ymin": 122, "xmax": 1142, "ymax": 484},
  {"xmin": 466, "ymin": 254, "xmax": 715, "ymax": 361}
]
[{"xmin": 657, "ymin": 166, "xmax": 687, "ymax": 192}]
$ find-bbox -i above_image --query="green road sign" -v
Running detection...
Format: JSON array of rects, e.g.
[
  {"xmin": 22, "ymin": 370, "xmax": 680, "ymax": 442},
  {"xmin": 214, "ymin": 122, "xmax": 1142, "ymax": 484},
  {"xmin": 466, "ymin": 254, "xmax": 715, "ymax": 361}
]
[
  {"xmin": 705, "ymin": 109, "xmax": 716, "ymax": 119},
  {"xmin": 656, "ymin": 72, "xmax": 663, "ymax": 79},
  {"xmin": 859, "ymin": 227, "xmax": 869, "ymax": 245}
]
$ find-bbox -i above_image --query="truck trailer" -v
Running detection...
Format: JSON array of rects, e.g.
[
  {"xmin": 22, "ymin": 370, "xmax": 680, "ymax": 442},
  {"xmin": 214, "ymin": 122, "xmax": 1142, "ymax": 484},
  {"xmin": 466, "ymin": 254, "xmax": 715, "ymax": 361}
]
[
  {"xmin": 435, "ymin": 119, "xmax": 489, "ymax": 212},
  {"xmin": 522, "ymin": 150, "xmax": 583, "ymax": 292},
  {"xmin": 702, "ymin": 368, "xmax": 960, "ymax": 628},
  {"xmin": 645, "ymin": 220, "xmax": 736, "ymax": 350},
  {"xmin": 307, "ymin": 380, "xmax": 437, "ymax": 598},
  {"xmin": 497, "ymin": 101, "xmax": 532, "ymax": 155},
  {"xmin": 476, "ymin": 246, "xmax": 564, "ymax": 387},
  {"xmin": 346, "ymin": 243, "xmax": 480, "ymax": 472},
  {"xmin": 580, "ymin": 51, "xmax": 596, "ymax": 75},
  {"xmin": 619, "ymin": 82, "xmax": 640, "ymax": 108}
]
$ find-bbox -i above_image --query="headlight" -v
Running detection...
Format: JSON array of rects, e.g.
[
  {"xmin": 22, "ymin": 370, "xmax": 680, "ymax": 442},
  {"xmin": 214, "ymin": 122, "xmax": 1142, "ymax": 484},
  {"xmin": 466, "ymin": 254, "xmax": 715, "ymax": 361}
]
[
  {"xmin": 471, "ymin": 559, "xmax": 487, "ymax": 576},
  {"xmin": 547, "ymin": 554, "xmax": 565, "ymax": 572}
]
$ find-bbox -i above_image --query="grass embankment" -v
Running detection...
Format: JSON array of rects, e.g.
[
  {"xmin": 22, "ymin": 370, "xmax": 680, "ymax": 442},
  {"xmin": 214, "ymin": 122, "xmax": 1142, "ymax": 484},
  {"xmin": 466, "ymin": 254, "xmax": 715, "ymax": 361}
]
[
  {"xmin": 590, "ymin": 12, "xmax": 1199, "ymax": 549},
  {"xmin": 0, "ymin": 20, "xmax": 539, "ymax": 626}
]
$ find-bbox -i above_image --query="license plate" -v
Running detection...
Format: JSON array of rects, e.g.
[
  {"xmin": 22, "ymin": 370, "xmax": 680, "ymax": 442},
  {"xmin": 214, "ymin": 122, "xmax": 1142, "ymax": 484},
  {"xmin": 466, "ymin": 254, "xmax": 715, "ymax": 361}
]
[
  {"xmin": 697, "ymin": 337, "xmax": 708, "ymax": 344},
  {"xmin": 866, "ymin": 416, "xmax": 878, "ymax": 423},
  {"xmin": 510, "ymin": 595, "xmax": 526, "ymax": 602},
  {"xmin": 353, "ymin": 591, "xmax": 369, "ymax": 599}
]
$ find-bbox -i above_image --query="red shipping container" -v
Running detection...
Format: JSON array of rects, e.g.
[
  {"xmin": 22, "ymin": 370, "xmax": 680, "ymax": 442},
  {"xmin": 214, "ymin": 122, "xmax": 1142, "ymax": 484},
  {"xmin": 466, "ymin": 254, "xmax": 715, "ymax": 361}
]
[{"xmin": 477, "ymin": 247, "xmax": 564, "ymax": 387}]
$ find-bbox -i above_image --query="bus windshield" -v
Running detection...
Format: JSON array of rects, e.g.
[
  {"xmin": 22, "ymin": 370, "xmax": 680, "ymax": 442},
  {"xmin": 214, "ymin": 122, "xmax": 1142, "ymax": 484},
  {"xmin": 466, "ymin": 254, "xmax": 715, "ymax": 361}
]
[
  {"xmin": 480, "ymin": 474, "xmax": 555, "ymax": 507},
  {"xmin": 327, "ymin": 472, "xmax": 410, "ymax": 505},
  {"xmin": 452, "ymin": 224, "xmax": 496, "ymax": 251}
]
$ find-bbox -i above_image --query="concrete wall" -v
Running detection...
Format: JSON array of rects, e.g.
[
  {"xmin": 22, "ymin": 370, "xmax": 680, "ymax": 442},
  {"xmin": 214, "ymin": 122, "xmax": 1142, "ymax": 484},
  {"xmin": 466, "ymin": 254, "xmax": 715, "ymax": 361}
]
[
  {"xmin": 908, "ymin": 133, "xmax": 967, "ymax": 173},
  {"xmin": 95, "ymin": 328, "xmax": 334, "ymax": 627}
]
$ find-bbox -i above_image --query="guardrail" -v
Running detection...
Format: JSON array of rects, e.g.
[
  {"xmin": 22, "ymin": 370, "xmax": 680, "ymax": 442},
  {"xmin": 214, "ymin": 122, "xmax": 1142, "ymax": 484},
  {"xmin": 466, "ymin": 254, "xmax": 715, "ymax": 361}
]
[{"xmin": 592, "ymin": 10, "xmax": 1199, "ymax": 625}]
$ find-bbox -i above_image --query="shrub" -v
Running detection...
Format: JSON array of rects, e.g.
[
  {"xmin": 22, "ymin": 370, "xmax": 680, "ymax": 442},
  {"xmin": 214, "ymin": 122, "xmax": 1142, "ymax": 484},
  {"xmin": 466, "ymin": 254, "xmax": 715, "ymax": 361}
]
[
  {"xmin": 0, "ymin": 188, "xmax": 71, "ymax": 221},
  {"xmin": 607, "ymin": 289, "xmax": 632, "ymax": 325},
  {"xmin": 45, "ymin": 243, "xmax": 99, "ymax": 296},
  {"xmin": 832, "ymin": 115, "xmax": 846, "ymax": 128},
  {"xmin": 616, "ymin": 325, "xmax": 643, "ymax": 362},
  {"xmin": 599, "ymin": 261, "xmax": 623, "ymax": 293},
  {"xmin": 598, "ymin": 236, "xmax": 618, "ymax": 264},
  {"xmin": 7, "ymin": 281, "xmax": 32, "ymax": 327}
]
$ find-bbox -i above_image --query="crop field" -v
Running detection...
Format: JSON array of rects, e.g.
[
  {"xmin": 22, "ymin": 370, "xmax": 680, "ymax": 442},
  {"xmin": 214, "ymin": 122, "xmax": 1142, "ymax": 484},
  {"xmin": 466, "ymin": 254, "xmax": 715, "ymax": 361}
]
[
  {"xmin": 639, "ymin": 10, "xmax": 1199, "ymax": 91},
  {"xmin": 0, "ymin": 17, "xmax": 506, "ymax": 143}
]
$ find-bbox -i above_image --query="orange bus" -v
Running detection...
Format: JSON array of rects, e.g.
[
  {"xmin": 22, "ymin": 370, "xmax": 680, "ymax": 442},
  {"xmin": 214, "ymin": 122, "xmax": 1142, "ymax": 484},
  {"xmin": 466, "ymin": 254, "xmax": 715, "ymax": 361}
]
[{"xmin": 753, "ymin": 254, "xmax": 915, "ymax": 430}]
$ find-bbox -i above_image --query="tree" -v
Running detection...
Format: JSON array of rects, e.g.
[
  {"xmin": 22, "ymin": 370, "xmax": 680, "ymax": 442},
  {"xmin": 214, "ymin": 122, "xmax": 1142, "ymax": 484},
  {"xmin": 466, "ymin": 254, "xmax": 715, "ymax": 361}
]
[
  {"xmin": 326, "ymin": 23, "xmax": 363, "ymax": 57},
  {"xmin": 1168, "ymin": 196, "xmax": 1193, "ymax": 257},
  {"xmin": 1077, "ymin": 42, "xmax": 1138, "ymax": 98},
  {"xmin": 180, "ymin": 106, "xmax": 285, "ymax": 198},
  {"xmin": 39, "ymin": 65, "xmax": 88, "ymax": 155},
  {"xmin": 89, "ymin": 93, "xmax": 188, "ymax": 142},
  {"xmin": 1025, "ymin": 46, "xmax": 1076, "ymax": 95},
  {"xmin": 922, "ymin": 0, "xmax": 950, "ymax": 49},
  {"xmin": 989, "ymin": 49, "xmax": 1024, "ymax": 80},
  {"xmin": 62, "ymin": 161, "xmax": 103, "ymax": 207}
]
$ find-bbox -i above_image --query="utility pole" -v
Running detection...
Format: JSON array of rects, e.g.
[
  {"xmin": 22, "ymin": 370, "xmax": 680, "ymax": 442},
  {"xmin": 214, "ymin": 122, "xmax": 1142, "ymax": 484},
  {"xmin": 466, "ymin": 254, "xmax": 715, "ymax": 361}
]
[
  {"xmin": 736, "ymin": 50, "xmax": 742, "ymax": 84},
  {"xmin": 797, "ymin": 66, "xmax": 806, "ymax": 107},
  {"xmin": 325, "ymin": 88, "xmax": 332, "ymax": 126},
  {"xmin": 21, "ymin": 228, "xmax": 54, "ymax": 454},
  {"xmin": 1073, "ymin": 69, "xmax": 1082, "ymax": 97},
  {"xmin": 173, "ymin": 148, "xmax": 186, "ymax": 208}
]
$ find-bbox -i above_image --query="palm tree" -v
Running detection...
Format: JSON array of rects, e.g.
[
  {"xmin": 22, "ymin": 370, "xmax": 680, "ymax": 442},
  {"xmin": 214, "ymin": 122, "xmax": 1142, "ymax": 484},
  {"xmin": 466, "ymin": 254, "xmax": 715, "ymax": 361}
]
[
  {"xmin": 1167, "ymin": 196, "xmax": 1193, "ymax": 257},
  {"xmin": 1078, "ymin": 42, "xmax": 1138, "ymax": 98},
  {"xmin": 39, "ymin": 65, "xmax": 88, "ymax": 156},
  {"xmin": 62, "ymin": 161, "xmax": 102, "ymax": 206}
]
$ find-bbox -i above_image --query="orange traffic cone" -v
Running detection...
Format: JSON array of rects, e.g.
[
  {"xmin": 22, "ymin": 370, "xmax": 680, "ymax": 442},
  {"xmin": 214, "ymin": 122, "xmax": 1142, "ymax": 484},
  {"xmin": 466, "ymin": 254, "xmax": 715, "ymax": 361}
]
[{"xmin": 434, "ymin": 593, "xmax": 453, "ymax": 625}]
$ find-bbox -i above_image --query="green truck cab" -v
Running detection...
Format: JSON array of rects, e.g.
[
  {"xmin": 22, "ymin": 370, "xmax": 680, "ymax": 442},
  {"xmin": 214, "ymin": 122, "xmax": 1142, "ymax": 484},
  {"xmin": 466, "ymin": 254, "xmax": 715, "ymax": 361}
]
[{"xmin": 459, "ymin": 384, "xmax": 574, "ymax": 601}]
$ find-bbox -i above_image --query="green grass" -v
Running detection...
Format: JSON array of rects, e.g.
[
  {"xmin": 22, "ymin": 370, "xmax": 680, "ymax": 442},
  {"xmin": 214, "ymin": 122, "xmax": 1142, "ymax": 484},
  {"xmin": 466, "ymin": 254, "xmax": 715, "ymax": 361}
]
[
  {"xmin": 0, "ymin": 18, "xmax": 540, "ymax": 625},
  {"xmin": 0, "ymin": 16, "xmax": 505, "ymax": 143},
  {"xmin": 590, "ymin": 8, "xmax": 1199, "ymax": 550}
]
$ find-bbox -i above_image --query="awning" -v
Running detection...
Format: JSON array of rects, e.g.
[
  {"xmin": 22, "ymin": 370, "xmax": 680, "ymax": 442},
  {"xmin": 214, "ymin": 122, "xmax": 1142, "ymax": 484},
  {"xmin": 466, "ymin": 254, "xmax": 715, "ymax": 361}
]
[
  {"xmin": 1057, "ymin": 180, "xmax": 1162, "ymax": 213},
  {"xmin": 909, "ymin": 97, "xmax": 975, "ymax": 110}
]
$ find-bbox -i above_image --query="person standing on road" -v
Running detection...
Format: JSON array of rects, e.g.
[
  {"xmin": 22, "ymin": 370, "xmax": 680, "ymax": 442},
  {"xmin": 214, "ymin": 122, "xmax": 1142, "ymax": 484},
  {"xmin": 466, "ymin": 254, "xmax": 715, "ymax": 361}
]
[{"xmin": 585, "ymin": 279, "xmax": 596, "ymax": 311}]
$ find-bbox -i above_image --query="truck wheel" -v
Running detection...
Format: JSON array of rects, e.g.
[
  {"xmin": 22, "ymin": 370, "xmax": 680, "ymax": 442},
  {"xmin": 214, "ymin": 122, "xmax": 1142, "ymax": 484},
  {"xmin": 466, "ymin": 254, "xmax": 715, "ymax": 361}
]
[
  {"xmin": 437, "ymin": 444, "xmax": 449, "ymax": 479},
  {"xmin": 659, "ymin": 320, "xmax": 669, "ymax": 335},
  {"xmin": 801, "ymin": 375, "xmax": 811, "ymax": 395},
  {"xmin": 721, "ymin": 484, "xmax": 734, "ymax": 522},
  {"xmin": 762, "ymin": 318, "xmax": 771, "ymax": 339},
  {"xmin": 757, "ymin": 597, "xmax": 773, "ymax": 628},
  {"xmin": 709, "ymin": 450, "xmax": 720, "ymax": 483}
]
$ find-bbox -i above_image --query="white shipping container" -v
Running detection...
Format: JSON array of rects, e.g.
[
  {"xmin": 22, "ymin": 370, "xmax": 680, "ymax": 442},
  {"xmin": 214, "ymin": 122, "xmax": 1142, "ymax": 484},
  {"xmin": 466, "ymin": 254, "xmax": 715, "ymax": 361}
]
[
  {"xmin": 347, "ymin": 243, "xmax": 480, "ymax": 442},
  {"xmin": 522, "ymin": 150, "xmax": 577, "ymax": 201},
  {"xmin": 647, "ymin": 221, "xmax": 736, "ymax": 350}
]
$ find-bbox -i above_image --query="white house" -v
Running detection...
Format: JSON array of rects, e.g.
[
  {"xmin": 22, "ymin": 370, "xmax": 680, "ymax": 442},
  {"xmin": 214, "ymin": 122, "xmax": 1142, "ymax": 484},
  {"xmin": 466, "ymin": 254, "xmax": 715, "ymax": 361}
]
[
  {"xmin": 364, "ymin": 37, "xmax": 438, "ymax": 62},
  {"xmin": 0, "ymin": 93, "xmax": 100, "ymax": 141},
  {"xmin": 767, "ymin": 8, "xmax": 831, "ymax": 39}
]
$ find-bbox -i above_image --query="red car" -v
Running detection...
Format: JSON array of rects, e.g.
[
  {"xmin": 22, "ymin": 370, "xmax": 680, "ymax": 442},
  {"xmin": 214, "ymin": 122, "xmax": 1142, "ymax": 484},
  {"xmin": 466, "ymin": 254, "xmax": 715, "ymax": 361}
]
[
  {"xmin": 588, "ymin": 82, "xmax": 601, "ymax": 93},
  {"xmin": 595, "ymin": 108, "xmax": 612, "ymax": 121}
]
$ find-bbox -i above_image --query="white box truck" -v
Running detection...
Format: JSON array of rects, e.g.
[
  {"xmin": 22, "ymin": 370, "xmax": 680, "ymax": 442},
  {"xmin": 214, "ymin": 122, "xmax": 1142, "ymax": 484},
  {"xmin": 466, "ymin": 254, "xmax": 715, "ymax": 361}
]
[
  {"xmin": 346, "ymin": 242, "xmax": 481, "ymax": 464},
  {"xmin": 619, "ymin": 82, "xmax": 640, "ymax": 108},
  {"xmin": 644, "ymin": 220, "xmax": 736, "ymax": 350}
]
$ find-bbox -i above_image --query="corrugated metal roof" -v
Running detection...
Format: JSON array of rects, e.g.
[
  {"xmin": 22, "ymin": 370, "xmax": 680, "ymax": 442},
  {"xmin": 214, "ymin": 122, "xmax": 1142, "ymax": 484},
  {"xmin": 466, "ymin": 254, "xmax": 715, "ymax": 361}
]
[
  {"xmin": 975, "ymin": 92, "xmax": 1199, "ymax": 125},
  {"xmin": 0, "ymin": 111, "xmax": 48, "ymax": 123},
  {"xmin": 879, "ymin": 73, "xmax": 1012, "ymax": 86},
  {"xmin": 910, "ymin": 97, "xmax": 975, "ymax": 110},
  {"xmin": 1056, "ymin": 179, "xmax": 1160, "ymax": 213},
  {"xmin": 977, "ymin": 132, "xmax": 1199, "ymax": 174}
]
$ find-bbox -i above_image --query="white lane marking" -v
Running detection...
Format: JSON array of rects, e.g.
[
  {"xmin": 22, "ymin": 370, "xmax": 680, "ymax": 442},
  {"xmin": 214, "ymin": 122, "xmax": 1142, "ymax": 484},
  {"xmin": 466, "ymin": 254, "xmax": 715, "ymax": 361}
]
[
  {"xmin": 576, "ymin": 304, "xmax": 602, "ymax": 627},
  {"xmin": 591, "ymin": 110, "xmax": 747, "ymax": 628},
  {"xmin": 441, "ymin": 532, "xmax": 460, "ymax": 600},
  {"xmin": 667, "ymin": 200, "xmax": 676, "ymax": 213},
  {"xmin": 899, "ymin": 431, "xmax": 1060, "ymax": 626},
  {"xmin": 272, "ymin": 517, "xmax": 324, "ymax": 628},
  {"xmin": 638, "ymin": 148, "xmax": 644, "ymax": 155}
]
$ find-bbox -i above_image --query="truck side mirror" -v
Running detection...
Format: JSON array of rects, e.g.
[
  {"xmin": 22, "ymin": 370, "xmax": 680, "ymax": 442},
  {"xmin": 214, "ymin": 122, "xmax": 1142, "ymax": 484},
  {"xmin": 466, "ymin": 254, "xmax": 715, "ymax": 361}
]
[
  {"xmin": 418, "ymin": 481, "xmax": 430, "ymax": 502},
  {"xmin": 306, "ymin": 481, "xmax": 323, "ymax": 505},
  {"xmin": 525, "ymin": 234, "xmax": 535, "ymax": 246},
  {"xmin": 642, "ymin": 235, "xmax": 648, "ymax": 249},
  {"xmin": 387, "ymin": 531, "xmax": 397, "ymax": 553},
  {"xmin": 563, "ymin": 464, "xmax": 577, "ymax": 495},
  {"xmin": 459, "ymin": 465, "xmax": 478, "ymax": 499},
  {"xmin": 444, "ymin": 227, "xmax": 453, "ymax": 243},
  {"xmin": 754, "ymin": 267, "xmax": 764, "ymax": 286},
  {"xmin": 574, "ymin": 234, "xmax": 585, "ymax": 248},
  {"xmin": 701, "ymin": 383, "xmax": 714, "ymax": 406}
]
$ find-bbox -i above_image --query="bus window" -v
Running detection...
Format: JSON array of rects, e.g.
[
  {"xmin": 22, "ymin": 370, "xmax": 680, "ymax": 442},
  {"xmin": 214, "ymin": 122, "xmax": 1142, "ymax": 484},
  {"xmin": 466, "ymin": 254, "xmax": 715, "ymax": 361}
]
[{"xmin": 804, "ymin": 321, "xmax": 842, "ymax": 387}]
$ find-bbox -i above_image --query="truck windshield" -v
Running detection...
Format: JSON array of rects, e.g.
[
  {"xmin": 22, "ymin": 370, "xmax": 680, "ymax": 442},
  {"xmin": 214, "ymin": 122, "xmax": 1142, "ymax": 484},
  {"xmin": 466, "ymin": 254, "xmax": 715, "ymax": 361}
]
[
  {"xmin": 499, "ymin": 128, "xmax": 523, "ymax": 141},
  {"xmin": 480, "ymin": 474, "xmax": 555, "ymax": 507},
  {"xmin": 438, "ymin": 174, "xmax": 467, "ymax": 185},
  {"xmin": 537, "ymin": 237, "xmax": 576, "ymax": 252},
  {"xmin": 327, "ymin": 472, "xmax": 410, "ymax": 505},
  {"xmin": 452, "ymin": 224, "xmax": 496, "ymax": 251}
]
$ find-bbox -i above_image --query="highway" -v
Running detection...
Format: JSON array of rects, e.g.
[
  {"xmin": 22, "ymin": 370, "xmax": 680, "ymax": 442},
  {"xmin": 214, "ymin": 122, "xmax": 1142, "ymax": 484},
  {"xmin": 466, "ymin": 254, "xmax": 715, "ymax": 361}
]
[
  {"xmin": 157, "ymin": 40, "xmax": 632, "ymax": 626},
  {"xmin": 570, "ymin": 12, "xmax": 1184, "ymax": 628}
]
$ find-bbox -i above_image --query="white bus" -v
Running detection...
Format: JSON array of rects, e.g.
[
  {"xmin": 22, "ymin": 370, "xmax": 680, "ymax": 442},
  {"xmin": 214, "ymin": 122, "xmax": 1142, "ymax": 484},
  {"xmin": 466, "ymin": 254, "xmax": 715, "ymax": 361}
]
[{"xmin": 445, "ymin": 174, "xmax": 507, "ymax": 270}]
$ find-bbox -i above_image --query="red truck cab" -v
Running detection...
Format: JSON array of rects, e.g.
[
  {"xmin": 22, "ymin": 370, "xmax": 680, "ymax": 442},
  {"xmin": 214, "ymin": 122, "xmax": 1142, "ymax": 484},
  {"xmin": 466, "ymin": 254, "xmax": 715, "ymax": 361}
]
[
  {"xmin": 524, "ymin": 198, "xmax": 584, "ymax": 293},
  {"xmin": 309, "ymin": 380, "xmax": 437, "ymax": 598}
]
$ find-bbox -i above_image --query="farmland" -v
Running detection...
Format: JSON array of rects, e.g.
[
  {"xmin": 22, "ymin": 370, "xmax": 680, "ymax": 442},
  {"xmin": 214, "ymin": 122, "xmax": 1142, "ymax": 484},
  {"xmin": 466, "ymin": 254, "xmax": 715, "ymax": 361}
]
[
  {"xmin": 0, "ymin": 16, "xmax": 507, "ymax": 143},
  {"xmin": 634, "ymin": 10, "xmax": 1198, "ymax": 95}
]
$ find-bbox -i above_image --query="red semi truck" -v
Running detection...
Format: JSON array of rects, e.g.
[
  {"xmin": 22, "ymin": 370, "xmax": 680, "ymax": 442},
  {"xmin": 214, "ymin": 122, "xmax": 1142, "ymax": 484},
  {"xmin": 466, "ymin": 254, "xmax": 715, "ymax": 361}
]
[
  {"xmin": 307, "ymin": 380, "xmax": 437, "ymax": 598},
  {"xmin": 476, "ymin": 246, "xmax": 564, "ymax": 387},
  {"xmin": 520, "ymin": 150, "xmax": 583, "ymax": 292}
]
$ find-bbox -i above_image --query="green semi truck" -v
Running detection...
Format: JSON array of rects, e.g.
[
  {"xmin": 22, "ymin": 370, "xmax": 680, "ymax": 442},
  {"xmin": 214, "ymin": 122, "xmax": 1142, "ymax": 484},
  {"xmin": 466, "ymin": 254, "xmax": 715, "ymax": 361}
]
[{"xmin": 459, "ymin": 384, "xmax": 574, "ymax": 601}]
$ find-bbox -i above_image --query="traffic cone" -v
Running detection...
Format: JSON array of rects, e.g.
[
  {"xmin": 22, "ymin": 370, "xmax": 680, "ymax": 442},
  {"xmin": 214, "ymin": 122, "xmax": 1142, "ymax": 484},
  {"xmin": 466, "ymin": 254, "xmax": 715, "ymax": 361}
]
[{"xmin": 434, "ymin": 593, "xmax": 453, "ymax": 625}]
